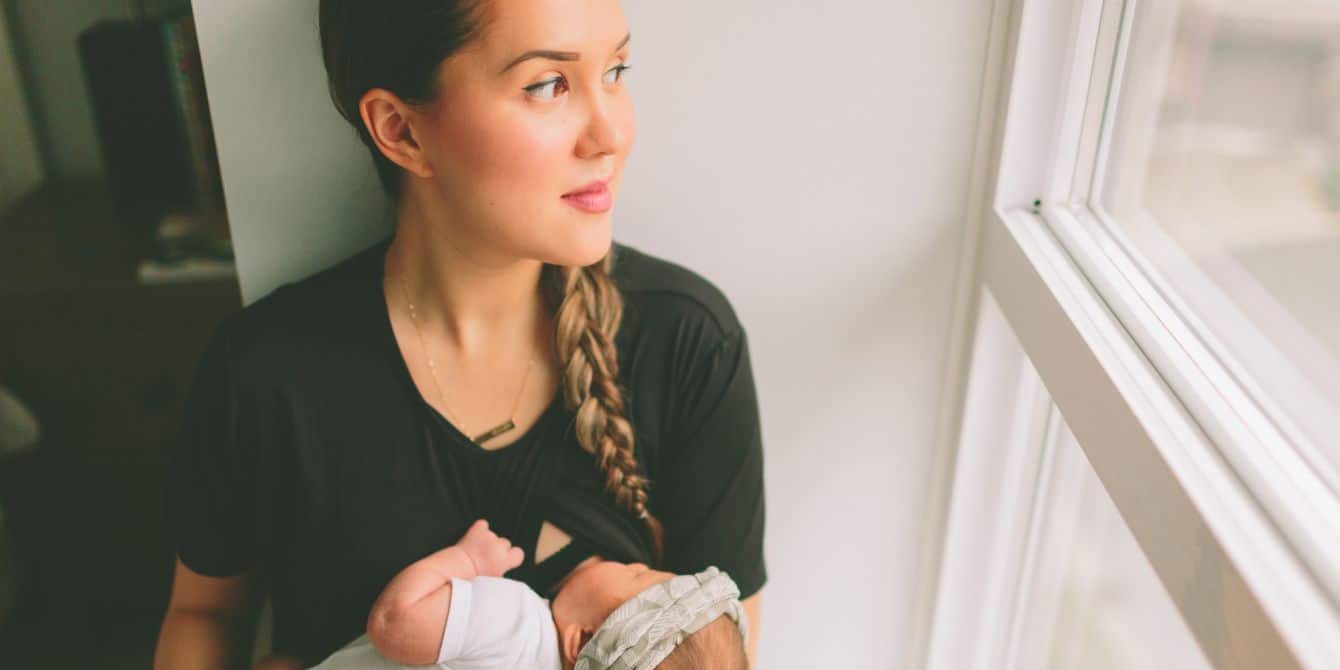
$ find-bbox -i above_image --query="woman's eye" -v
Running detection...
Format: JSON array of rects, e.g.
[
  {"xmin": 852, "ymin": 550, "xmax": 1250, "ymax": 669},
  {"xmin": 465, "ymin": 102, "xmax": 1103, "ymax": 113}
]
[
  {"xmin": 604, "ymin": 63, "xmax": 632, "ymax": 85},
  {"xmin": 525, "ymin": 76, "xmax": 568, "ymax": 100},
  {"xmin": 524, "ymin": 64, "xmax": 631, "ymax": 101}
]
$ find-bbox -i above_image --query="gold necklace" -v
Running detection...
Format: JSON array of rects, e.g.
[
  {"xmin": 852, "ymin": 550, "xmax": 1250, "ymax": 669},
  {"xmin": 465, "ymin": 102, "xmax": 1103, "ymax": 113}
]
[{"xmin": 396, "ymin": 270, "xmax": 535, "ymax": 446}]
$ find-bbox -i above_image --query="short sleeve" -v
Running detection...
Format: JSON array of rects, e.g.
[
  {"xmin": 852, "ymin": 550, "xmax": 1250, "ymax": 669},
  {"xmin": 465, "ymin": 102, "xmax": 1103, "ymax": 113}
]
[
  {"xmin": 657, "ymin": 327, "xmax": 767, "ymax": 599},
  {"xmin": 164, "ymin": 322, "xmax": 259, "ymax": 577},
  {"xmin": 438, "ymin": 577, "xmax": 557, "ymax": 669}
]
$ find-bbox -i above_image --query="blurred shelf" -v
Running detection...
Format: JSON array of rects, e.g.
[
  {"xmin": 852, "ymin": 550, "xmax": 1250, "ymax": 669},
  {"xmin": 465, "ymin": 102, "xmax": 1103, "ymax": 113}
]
[{"xmin": 0, "ymin": 178, "xmax": 240, "ymax": 301}]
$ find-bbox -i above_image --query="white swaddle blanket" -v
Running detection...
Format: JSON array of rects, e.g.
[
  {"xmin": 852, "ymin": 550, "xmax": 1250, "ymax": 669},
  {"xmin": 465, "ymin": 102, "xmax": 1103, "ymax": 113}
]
[{"xmin": 309, "ymin": 576, "xmax": 561, "ymax": 670}]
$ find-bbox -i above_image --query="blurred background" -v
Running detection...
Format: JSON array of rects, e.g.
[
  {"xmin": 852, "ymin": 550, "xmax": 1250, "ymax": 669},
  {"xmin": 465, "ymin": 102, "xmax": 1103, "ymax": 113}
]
[{"xmin": 1, "ymin": 1, "xmax": 239, "ymax": 668}]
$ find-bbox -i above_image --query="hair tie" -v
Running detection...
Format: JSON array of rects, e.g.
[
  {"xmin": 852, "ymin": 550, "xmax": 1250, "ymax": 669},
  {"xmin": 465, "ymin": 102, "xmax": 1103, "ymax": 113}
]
[{"xmin": 574, "ymin": 566, "xmax": 748, "ymax": 670}]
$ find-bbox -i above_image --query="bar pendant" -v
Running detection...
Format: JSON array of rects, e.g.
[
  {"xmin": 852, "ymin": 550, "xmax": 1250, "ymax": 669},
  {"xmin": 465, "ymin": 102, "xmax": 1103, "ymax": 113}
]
[{"xmin": 473, "ymin": 419, "xmax": 516, "ymax": 445}]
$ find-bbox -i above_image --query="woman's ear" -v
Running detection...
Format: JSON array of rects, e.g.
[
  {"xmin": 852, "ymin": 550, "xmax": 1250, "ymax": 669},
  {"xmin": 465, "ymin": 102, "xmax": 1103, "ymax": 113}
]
[
  {"xmin": 559, "ymin": 623, "xmax": 595, "ymax": 664},
  {"xmin": 358, "ymin": 88, "xmax": 434, "ymax": 179}
]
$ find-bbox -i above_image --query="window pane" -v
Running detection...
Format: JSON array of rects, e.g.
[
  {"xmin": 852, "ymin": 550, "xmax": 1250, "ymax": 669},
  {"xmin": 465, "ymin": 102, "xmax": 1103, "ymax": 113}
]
[
  {"xmin": 1012, "ymin": 415, "xmax": 1212, "ymax": 670},
  {"xmin": 1096, "ymin": 0, "xmax": 1340, "ymax": 451}
]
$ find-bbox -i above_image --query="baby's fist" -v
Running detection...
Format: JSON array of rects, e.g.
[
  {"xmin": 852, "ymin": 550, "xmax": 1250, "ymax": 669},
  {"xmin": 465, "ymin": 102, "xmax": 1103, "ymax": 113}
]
[{"xmin": 456, "ymin": 520, "xmax": 524, "ymax": 577}]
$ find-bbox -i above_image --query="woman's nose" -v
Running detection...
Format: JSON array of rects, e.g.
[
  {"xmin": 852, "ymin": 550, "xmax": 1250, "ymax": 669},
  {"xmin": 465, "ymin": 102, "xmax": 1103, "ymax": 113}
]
[{"xmin": 575, "ymin": 100, "xmax": 623, "ymax": 159}]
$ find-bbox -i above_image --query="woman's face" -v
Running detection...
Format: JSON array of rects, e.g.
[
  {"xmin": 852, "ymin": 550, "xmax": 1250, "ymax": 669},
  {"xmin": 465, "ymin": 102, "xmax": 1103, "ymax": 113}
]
[{"xmin": 404, "ymin": 0, "xmax": 636, "ymax": 267}]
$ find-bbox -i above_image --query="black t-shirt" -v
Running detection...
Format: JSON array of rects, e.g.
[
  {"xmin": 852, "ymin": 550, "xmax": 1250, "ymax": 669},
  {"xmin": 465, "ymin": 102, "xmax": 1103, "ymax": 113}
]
[{"xmin": 164, "ymin": 234, "xmax": 767, "ymax": 665}]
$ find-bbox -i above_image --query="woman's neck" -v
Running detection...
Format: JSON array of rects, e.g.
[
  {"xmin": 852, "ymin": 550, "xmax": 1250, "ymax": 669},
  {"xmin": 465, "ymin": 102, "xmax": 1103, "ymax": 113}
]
[{"xmin": 388, "ymin": 197, "xmax": 549, "ymax": 361}]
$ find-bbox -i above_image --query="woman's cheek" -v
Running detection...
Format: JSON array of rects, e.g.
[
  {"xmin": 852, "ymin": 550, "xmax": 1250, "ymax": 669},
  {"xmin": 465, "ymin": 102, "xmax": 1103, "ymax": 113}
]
[{"xmin": 480, "ymin": 121, "xmax": 570, "ymax": 194}]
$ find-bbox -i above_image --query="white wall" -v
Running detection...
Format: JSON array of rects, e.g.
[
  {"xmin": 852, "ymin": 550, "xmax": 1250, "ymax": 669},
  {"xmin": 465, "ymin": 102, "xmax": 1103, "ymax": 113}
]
[
  {"xmin": 193, "ymin": 1, "xmax": 993, "ymax": 666},
  {"xmin": 192, "ymin": 0, "xmax": 391, "ymax": 300}
]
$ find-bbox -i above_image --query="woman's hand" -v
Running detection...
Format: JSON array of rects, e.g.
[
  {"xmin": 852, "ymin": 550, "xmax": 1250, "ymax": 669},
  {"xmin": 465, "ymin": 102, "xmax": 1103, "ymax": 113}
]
[{"xmin": 455, "ymin": 520, "xmax": 524, "ymax": 577}]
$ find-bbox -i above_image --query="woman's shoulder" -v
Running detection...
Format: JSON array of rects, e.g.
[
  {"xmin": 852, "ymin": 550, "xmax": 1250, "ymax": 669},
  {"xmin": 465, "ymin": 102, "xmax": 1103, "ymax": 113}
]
[
  {"xmin": 610, "ymin": 241, "xmax": 744, "ymax": 343},
  {"xmin": 208, "ymin": 237, "xmax": 387, "ymax": 375}
]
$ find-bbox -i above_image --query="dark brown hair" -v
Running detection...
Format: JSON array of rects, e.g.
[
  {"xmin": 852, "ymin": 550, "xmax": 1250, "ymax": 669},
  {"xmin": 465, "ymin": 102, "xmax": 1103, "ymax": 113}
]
[
  {"xmin": 318, "ymin": 0, "xmax": 489, "ymax": 200},
  {"xmin": 317, "ymin": 0, "xmax": 664, "ymax": 561},
  {"xmin": 656, "ymin": 615, "xmax": 750, "ymax": 670}
]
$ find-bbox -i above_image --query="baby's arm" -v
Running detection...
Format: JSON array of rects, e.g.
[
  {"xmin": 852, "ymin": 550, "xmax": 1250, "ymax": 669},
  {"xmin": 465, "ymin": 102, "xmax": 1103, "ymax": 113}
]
[{"xmin": 365, "ymin": 520, "xmax": 524, "ymax": 665}]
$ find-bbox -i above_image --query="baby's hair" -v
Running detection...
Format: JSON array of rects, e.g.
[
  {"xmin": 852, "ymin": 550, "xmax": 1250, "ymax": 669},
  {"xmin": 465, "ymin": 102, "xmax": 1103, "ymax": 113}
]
[{"xmin": 655, "ymin": 615, "xmax": 749, "ymax": 670}]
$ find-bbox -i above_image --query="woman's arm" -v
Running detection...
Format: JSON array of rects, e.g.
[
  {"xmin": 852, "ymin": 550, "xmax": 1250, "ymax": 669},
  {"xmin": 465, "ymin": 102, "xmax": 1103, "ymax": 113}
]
[
  {"xmin": 657, "ymin": 328, "xmax": 768, "ymax": 664},
  {"xmin": 154, "ymin": 558, "xmax": 263, "ymax": 670},
  {"xmin": 365, "ymin": 520, "xmax": 524, "ymax": 665},
  {"xmin": 742, "ymin": 592, "xmax": 761, "ymax": 667}
]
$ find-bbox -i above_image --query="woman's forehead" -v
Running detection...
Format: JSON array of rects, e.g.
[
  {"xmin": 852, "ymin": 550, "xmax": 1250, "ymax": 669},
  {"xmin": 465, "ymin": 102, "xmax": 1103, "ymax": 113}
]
[{"xmin": 477, "ymin": 0, "xmax": 629, "ymax": 61}]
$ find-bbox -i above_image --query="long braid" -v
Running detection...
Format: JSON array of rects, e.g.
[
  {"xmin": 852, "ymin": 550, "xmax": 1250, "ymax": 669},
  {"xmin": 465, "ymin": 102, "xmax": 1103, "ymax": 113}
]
[{"xmin": 543, "ymin": 250, "xmax": 665, "ymax": 564}]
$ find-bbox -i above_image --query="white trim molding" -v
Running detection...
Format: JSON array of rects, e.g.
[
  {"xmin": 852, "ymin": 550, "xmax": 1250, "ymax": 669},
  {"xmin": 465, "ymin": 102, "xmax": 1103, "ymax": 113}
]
[
  {"xmin": 905, "ymin": 0, "xmax": 1026, "ymax": 662},
  {"xmin": 922, "ymin": 291, "xmax": 1053, "ymax": 670}
]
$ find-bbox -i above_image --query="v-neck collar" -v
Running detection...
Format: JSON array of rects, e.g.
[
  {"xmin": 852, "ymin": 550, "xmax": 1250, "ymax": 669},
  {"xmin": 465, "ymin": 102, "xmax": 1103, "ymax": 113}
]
[{"xmin": 366, "ymin": 233, "xmax": 564, "ymax": 455}]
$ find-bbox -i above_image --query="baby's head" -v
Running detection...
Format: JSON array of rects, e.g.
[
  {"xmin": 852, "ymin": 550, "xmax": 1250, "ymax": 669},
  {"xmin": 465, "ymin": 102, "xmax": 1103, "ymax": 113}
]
[{"xmin": 551, "ymin": 560, "xmax": 748, "ymax": 669}]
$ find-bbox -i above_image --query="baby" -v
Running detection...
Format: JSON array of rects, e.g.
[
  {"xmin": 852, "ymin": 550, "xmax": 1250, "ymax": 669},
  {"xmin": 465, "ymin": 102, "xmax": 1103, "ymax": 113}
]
[{"xmin": 308, "ymin": 520, "xmax": 749, "ymax": 670}]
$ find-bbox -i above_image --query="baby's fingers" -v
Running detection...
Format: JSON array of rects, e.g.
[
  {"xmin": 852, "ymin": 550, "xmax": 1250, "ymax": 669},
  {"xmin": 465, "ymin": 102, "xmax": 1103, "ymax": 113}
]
[
  {"xmin": 462, "ymin": 519, "xmax": 493, "ymax": 541},
  {"xmin": 505, "ymin": 545, "xmax": 524, "ymax": 569}
]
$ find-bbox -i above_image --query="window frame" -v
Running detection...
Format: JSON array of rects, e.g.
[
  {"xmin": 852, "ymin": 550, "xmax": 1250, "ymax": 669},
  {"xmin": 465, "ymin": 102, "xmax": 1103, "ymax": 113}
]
[{"xmin": 910, "ymin": 0, "xmax": 1340, "ymax": 667}]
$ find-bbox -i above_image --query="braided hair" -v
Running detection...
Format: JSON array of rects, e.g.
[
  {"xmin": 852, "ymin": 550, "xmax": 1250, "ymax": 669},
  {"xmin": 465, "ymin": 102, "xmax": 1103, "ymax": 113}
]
[
  {"xmin": 320, "ymin": 0, "xmax": 664, "ymax": 562},
  {"xmin": 542, "ymin": 254, "xmax": 664, "ymax": 563}
]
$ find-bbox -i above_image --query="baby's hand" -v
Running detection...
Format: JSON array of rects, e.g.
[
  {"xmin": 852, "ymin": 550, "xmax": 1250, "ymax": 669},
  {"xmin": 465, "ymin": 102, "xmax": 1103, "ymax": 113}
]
[{"xmin": 456, "ymin": 520, "xmax": 524, "ymax": 577}]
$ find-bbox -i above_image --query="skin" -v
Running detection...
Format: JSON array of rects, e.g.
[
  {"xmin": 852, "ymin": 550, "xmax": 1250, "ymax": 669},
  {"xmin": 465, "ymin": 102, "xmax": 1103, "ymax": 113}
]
[
  {"xmin": 362, "ymin": 522, "xmax": 678, "ymax": 670},
  {"xmin": 156, "ymin": 1, "xmax": 760, "ymax": 667},
  {"xmin": 371, "ymin": 0, "xmax": 638, "ymax": 449},
  {"xmin": 370, "ymin": 0, "xmax": 636, "ymax": 368},
  {"xmin": 554, "ymin": 560, "xmax": 758, "ymax": 666},
  {"xmin": 551, "ymin": 559, "xmax": 678, "ymax": 668},
  {"xmin": 360, "ymin": 523, "xmax": 737, "ymax": 670},
  {"xmin": 366, "ymin": 0, "xmax": 764, "ymax": 658}
]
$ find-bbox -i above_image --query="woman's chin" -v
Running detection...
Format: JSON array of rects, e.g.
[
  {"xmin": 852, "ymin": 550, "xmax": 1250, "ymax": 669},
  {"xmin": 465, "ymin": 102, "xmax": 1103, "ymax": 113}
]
[{"xmin": 549, "ymin": 219, "xmax": 614, "ymax": 267}]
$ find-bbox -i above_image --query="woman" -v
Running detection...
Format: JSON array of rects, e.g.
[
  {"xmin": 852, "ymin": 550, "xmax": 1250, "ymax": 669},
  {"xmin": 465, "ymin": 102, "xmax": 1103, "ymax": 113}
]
[{"xmin": 153, "ymin": 0, "xmax": 765, "ymax": 667}]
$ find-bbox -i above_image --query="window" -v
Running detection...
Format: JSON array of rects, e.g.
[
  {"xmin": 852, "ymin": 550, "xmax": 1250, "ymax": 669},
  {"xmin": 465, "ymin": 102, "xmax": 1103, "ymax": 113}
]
[
  {"xmin": 916, "ymin": 1, "xmax": 1340, "ymax": 668},
  {"xmin": 1013, "ymin": 412, "xmax": 1211, "ymax": 670},
  {"xmin": 1096, "ymin": 0, "xmax": 1340, "ymax": 466}
]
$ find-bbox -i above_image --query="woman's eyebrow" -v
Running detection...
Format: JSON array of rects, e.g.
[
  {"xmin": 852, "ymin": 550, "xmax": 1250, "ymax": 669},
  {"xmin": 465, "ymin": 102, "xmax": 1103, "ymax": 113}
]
[{"xmin": 499, "ymin": 32, "xmax": 631, "ymax": 74}]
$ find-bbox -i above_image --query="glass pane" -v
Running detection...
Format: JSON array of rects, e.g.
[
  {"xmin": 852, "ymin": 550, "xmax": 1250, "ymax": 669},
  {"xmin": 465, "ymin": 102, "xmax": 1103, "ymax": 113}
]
[
  {"xmin": 1012, "ymin": 415, "xmax": 1212, "ymax": 670},
  {"xmin": 1096, "ymin": 0, "xmax": 1340, "ymax": 452}
]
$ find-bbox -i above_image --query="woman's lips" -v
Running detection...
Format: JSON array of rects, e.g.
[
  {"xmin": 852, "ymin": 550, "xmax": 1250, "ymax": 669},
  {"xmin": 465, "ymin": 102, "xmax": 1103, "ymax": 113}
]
[{"xmin": 562, "ymin": 182, "xmax": 612, "ymax": 213}]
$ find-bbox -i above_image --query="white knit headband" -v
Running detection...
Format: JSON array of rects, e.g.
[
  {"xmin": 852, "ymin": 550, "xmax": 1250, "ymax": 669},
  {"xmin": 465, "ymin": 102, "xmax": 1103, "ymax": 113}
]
[{"xmin": 574, "ymin": 566, "xmax": 748, "ymax": 670}]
